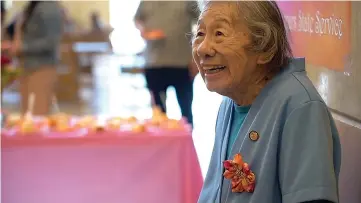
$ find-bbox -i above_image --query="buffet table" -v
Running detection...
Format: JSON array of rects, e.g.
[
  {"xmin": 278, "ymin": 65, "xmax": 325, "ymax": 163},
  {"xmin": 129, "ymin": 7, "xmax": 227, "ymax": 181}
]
[{"xmin": 1, "ymin": 129, "xmax": 203, "ymax": 203}]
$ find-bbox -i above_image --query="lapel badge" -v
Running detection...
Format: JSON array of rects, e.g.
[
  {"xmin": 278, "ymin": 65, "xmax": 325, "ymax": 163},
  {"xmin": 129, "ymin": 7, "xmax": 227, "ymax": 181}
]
[{"xmin": 249, "ymin": 131, "xmax": 259, "ymax": 141}]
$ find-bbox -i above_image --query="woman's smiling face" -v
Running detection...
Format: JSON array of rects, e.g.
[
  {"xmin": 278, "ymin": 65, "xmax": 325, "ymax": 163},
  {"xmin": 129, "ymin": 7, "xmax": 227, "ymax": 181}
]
[{"xmin": 192, "ymin": 2, "xmax": 266, "ymax": 96}]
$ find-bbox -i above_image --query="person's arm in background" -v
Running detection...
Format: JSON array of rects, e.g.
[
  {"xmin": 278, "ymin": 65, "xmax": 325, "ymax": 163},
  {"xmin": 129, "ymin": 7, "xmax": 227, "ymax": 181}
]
[
  {"xmin": 21, "ymin": 3, "xmax": 63, "ymax": 54},
  {"xmin": 134, "ymin": 1, "xmax": 147, "ymax": 32}
]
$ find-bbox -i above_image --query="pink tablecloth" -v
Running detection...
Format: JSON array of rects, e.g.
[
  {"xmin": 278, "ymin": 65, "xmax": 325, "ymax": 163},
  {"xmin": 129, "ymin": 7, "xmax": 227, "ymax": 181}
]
[{"xmin": 1, "ymin": 132, "xmax": 203, "ymax": 203}]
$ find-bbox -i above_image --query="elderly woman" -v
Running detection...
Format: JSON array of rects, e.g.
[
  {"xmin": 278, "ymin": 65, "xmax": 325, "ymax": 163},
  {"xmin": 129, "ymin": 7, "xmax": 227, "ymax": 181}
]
[{"xmin": 193, "ymin": 1, "xmax": 341, "ymax": 203}]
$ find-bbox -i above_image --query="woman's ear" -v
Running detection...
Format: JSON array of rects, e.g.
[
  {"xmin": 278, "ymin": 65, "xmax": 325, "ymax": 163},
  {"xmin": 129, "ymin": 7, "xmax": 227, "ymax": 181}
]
[{"xmin": 256, "ymin": 51, "xmax": 274, "ymax": 65}]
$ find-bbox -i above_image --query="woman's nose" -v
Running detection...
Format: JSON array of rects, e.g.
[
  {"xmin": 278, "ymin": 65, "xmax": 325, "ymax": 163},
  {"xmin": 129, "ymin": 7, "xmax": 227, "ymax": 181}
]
[{"xmin": 196, "ymin": 37, "xmax": 216, "ymax": 58}]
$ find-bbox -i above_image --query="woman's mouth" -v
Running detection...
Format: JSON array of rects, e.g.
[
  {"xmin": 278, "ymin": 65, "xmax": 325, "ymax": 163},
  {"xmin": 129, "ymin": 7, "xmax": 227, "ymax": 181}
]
[{"xmin": 204, "ymin": 66, "xmax": 226, "ymax": 74}]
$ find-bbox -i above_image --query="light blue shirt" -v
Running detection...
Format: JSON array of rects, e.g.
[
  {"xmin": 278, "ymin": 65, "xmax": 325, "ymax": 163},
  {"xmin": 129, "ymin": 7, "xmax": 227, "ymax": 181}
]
[{"xmin": 197, "ymin": 58, "xmax": 341, "ymax": 203}]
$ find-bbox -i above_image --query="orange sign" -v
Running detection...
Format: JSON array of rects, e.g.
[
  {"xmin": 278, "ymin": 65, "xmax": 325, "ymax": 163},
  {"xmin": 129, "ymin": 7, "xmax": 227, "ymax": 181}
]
[{"xmin": 277, "ymin": 1, "xmax": 351, "ymax": 71}]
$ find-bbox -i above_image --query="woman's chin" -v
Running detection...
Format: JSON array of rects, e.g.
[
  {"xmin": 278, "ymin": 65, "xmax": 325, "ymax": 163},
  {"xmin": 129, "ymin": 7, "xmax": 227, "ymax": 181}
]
[{"xmin": 205, "ymin": 82, "xmax": 227, "ymax": 94}]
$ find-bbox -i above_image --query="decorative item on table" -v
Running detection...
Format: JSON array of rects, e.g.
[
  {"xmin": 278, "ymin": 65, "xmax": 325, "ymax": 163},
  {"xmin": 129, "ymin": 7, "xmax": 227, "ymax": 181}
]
[
  {"xmin": 94, "ymin": 124, "xmax": 105, "ymax": 132},
  {"xmin": 2, "ymin": 113, "xmax": 20, "ymax": 136},
  {"xmin": 85, "ymin": 124, "xmax": 106, "ymax": 133},
  {"xmin": 126, "ymin": 116, "xmax": 138, "ymax": 123},
  {"xmin": 160, "ymin": 119, "xmax": 183, "ymax": 130},
  {"xmin": 48, "ymin": 113, "xmax": 72, "ymax": 132},
  {"xmin": 2, "ymin": 94, "xmax": 46, "ymax": 134},
  {"xmin": 3, "ymin": 113, "xmax": 21, "ymax": 128},
  {"xmin": 72, "ymin": 114, "xmax": 109, "ymax": 133},
  {"xmin": 19, "ymin": 116, "xmax": 37, "ymax": 133},
  {"xmin": 131, "ymin": 123, "xmax": 146, "ymax": 133},
  {"xmin": 2, "ymin": 103, "xmax": 190, "ymax": 136},
  {"xmin": 47, "ymin": 96, "xmax": 73, "ymax": 132},
  {"xmin": 122, "ymin": 116, "xmax": 147, "ymax": 133},
  {"xmin": 2, "ymin": 114, "xmax": 34, "ymax": 135},
  {"xmin": 74, "ymin": 115, "xmax": 96, "ymax": 129},
  {"xmin": 18, "ymin": 93, "xmax": 37, "ymax": 134},
  {"xmin": 2, "ymin": 114, "xmax": 43, "ymax": 134},
  {"xmin": 147, "ymin": 106, "xmax": 168, "ymax": 126},
  {"xmin": 87, "ymin": 117, "xmax": 106, "ymax": 133},
  {"xmin": 106, "ymin": 117, "xmax": 125, "ymax": 130},
  {"xmin": 146, "ymin": 106, "xmax": 185, "ymax": 130}
]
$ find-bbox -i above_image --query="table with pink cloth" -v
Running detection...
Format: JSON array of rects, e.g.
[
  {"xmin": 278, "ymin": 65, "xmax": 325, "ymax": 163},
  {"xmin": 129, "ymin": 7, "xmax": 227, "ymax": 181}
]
[{"xmin": 1, "ymin": 130, "xmax": 203, "ymax": 203}]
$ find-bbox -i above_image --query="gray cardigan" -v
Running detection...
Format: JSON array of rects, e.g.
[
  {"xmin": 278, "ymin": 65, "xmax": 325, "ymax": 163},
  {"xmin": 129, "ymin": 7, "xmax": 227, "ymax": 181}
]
[{"xmin": 21, "ymin": 2, "xmax": 63, "ymax": 70}]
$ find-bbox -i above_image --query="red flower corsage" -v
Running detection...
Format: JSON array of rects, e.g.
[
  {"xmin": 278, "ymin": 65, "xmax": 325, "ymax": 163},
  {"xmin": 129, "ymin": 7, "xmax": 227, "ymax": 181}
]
[{"xmin": 223, "ymin": 153, "xmax": 256, "ymax": 193}]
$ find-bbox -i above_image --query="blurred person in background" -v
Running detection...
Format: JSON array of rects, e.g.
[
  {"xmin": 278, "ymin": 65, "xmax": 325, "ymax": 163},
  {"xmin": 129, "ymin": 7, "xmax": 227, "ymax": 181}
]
[
  {"xmin": 90, "ymin": 11, "xmax": 104, "ymax": 31},
  {"xmin": 2, "ymin": 1, "xmax": 63, "ymax": 115},
  {"xmin": 4, "ymin": 8, "xmax": 23, "ymax": 41},
  {"xmin": 1, "ymin": 1, "xmax": 5, "ymax": 25},
  {"xmin": 1, "ymin": 0, "xmax": 10, "ymax": 66},
  {"xmin": 4, "ymin": 14, "xmax": 17, "ymax": 41},
  {"xmin": 134, "ymin": 1, "xmax": 198, "ymax": 126},
  {"xmin": 89, "ymin": 10, "xmax": 113, "ymax": 34},
  {"xmin": 1, "ymin": 0, "xmax": 11, "ymax": 72},
  {"xmin": 61, "ymin": 6, "xmax": 77, "ymax": 33},
  {"xmin": 1, "ymin": 0, "xmax": 14, "ymax": 95},
  {"xmin": 1, "ymin": 1, "xmax": 7, "ymax": 39}
]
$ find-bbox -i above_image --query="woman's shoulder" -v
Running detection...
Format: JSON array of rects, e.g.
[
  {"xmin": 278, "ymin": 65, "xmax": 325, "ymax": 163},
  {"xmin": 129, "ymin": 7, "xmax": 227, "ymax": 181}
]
[
  {"xmin": 216, "ymin": 58, "xmax": 329, "ymax": 119},
  {"xmin": 265, "ymin": 59, "xmax": 328, "ymax": 114}
]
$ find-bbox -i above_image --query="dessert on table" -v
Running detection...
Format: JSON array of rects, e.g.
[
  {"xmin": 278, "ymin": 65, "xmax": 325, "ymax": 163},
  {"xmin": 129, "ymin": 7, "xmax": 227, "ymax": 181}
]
[{"xmin": 1, "ymin": 106, "xmax": 190, "ymax": 136}]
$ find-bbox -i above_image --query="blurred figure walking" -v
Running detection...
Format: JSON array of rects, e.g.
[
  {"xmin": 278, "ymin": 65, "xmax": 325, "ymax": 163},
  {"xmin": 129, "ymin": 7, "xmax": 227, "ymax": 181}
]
[
  {"xmin": 2, "ymin": 1, "xmax": 63, "ymax": 115},
  {"xmin": 134, "ymin": 1, "xmax": 198, "ymax": 126}
]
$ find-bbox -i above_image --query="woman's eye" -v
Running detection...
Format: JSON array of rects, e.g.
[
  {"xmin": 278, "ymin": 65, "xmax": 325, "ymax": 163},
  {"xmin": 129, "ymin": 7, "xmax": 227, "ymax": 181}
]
[
  {"xmin": 196, "ymin": 31, "xmax": 205, "ymax": 37},
  {"xmin": 215, "ymin": 31, "xmax": 224, "ymax": 36}
]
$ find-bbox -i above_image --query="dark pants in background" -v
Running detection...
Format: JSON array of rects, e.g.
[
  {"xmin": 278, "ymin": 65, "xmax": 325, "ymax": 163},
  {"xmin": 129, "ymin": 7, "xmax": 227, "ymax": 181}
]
[{"xmin": 145, "ymin": 67, "xmax": 193, "ymax": 126}]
